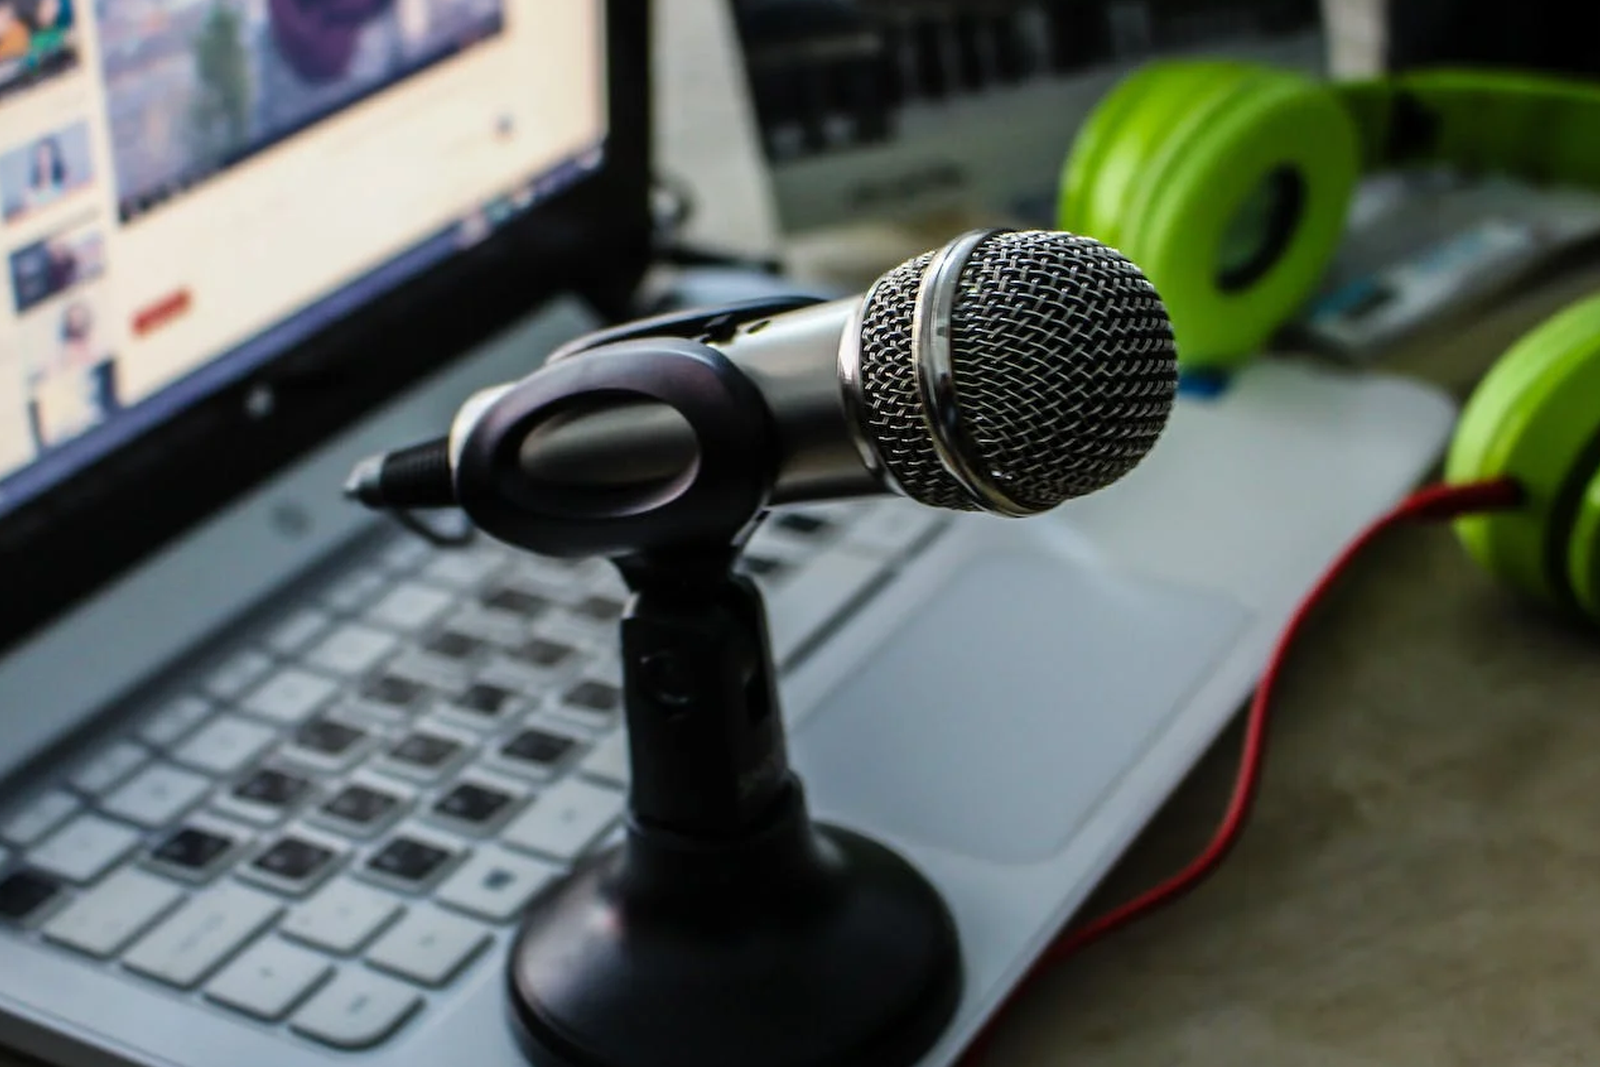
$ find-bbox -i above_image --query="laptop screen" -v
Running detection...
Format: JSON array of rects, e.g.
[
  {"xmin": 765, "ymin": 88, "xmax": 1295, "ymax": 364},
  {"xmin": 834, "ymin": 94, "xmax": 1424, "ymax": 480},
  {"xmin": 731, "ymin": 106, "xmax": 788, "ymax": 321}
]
[{"xmin": 0, "ymin": 0, "xmax": 606, "ymax": 518}]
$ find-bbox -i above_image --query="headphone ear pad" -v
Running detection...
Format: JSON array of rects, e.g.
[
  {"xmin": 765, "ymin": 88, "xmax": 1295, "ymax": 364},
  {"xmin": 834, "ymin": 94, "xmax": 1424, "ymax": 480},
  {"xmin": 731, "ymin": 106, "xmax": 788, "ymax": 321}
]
[
  {"xmin": 1060, "ymin": 60, "xmax": 1252, "ymax": 254},
  {"xmin": 1059, "ymin": 62, "xmax": 1359, "ymax": 371},
  {"xmin": 1566, "ymin": 466, "xmax": 1600, "ymax": 618},
  {"xmin": 1445, "ymin": 292, "xmax": 1600, "ymax": 619}
]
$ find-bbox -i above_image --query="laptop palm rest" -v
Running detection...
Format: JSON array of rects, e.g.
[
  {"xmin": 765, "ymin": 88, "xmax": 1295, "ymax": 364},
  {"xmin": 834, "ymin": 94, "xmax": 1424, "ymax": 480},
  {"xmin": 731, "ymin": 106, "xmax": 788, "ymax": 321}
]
[{"xmin": 789, "ymin": 548, "xmax": 1252, "ymax": 866}]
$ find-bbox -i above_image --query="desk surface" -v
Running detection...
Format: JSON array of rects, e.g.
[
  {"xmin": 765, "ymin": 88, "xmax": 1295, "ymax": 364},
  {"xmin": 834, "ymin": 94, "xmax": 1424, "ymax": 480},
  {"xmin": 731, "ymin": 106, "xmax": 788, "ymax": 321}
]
[{"xmin": 10, "ymin": 7, "xmax": 1600, "ymax": 1066}]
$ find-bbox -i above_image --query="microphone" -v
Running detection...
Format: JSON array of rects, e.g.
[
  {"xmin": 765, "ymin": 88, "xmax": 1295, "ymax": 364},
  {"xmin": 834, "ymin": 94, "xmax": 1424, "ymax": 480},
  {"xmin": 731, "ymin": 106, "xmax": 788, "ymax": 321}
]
[
  {"xmin": 347, "ymin": 228, "xmax": 1177, "ymax": 543},
  {"xmin": 345, "ymin": 230, "xmax": 1178, "ymax": 1067}
]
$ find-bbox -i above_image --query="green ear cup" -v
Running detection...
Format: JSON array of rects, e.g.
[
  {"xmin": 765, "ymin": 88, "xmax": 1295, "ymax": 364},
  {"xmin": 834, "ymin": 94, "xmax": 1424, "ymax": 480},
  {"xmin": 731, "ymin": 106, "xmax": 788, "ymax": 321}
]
[
  {"xmin": 1444, "ymin": 292, "xmax": 1600, "ymax": 617},
  {"xmin": 1060, "ymin": 60, "xmax": 1253, "ymax": 254},
  {"xmin": 1059, "ymin": 62, "xmax": 1360, "ymax": 370},
  {"xmin": 1568, "ymin": 468, "xmax": 1600, "ymax": 618},
  {"xmin": 1057, "ymin": 61, "xmax": 1177, "ymax": 249}
]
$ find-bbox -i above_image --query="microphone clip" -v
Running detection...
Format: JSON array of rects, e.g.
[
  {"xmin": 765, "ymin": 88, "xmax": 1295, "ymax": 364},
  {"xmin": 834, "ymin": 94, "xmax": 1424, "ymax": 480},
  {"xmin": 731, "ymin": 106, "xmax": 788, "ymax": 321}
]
[{"xmin": 454, "ymin": 336, "xmax": 782, "ymax": 559}]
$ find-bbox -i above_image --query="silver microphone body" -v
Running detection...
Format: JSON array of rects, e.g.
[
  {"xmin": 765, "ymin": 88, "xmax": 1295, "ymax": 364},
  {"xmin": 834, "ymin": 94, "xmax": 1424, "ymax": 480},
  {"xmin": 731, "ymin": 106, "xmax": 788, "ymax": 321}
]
[
  {"xmin": 437, "ymin": 228, "xmax": 1177, "ymax": 525},
  {"xmin": 450, "ymin": 296, "xmax": 876, "ymax": 509},
  {"xmin": 702, "ymin": 297, "xmax": 879, "ymax": 505}
]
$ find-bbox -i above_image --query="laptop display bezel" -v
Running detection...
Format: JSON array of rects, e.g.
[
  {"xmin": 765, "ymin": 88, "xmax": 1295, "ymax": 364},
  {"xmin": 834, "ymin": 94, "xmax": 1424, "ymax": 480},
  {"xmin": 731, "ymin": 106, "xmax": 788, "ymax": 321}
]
[{"xmin": 0, "ymin": 0, "xmax": 652, "ymax": 656}]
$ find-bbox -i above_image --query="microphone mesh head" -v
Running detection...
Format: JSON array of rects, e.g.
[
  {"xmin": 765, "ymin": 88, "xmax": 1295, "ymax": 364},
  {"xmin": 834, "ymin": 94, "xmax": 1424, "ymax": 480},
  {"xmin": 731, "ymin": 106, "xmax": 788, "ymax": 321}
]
[{"xmin": 854, "ymin": 230, "xmax": 1177, "ymax": 514}]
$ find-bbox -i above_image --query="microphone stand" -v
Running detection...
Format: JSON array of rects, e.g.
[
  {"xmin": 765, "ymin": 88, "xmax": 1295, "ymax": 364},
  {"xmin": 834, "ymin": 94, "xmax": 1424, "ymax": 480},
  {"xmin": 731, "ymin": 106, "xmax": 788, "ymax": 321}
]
[
  {"xmin": 505, "ymin": 543, "xmax": 962, "ymax": 1067},
  {"xmin": 445, "ymin": 327, "xmax": 963, "ymax": 1067}
]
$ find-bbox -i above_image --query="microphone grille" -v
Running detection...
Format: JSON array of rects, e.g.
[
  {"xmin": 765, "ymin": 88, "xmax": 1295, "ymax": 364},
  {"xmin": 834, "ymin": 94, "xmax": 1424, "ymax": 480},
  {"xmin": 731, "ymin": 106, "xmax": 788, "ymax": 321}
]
[{"xmin": 853, "ymin": 230, "xmax": 1177, "ymax": 514}]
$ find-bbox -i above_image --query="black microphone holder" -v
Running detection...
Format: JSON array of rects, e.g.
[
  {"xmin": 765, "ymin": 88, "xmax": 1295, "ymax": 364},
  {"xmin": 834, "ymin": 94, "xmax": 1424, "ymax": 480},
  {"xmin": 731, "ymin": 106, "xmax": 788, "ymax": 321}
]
[{"xmin": 445, "ymin": 312, "xmax": 964, "ymax": 1067}]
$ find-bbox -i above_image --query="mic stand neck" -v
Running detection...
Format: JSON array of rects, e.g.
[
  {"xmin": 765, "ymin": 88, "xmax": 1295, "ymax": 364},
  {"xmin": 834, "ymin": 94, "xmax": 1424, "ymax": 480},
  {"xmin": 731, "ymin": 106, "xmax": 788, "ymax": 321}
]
[{"xmin": 611, "ymin": 546, "xmax": 794, "ymax": 840}]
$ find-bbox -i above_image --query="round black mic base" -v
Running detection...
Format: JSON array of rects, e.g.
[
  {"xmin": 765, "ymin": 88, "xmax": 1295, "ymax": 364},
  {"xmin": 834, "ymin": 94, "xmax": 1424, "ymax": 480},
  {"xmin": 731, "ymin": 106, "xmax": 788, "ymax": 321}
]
[{"xmin": 504, "ymin": 799, "xmax": 963, "ymax": 1067}]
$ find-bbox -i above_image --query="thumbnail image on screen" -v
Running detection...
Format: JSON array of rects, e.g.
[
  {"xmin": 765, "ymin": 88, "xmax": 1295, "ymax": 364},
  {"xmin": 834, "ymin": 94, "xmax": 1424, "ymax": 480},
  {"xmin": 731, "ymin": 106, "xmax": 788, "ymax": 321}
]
[
  {"xmin": 18, "ymin": 282, "xmax": 118, "ymax": 451},
  {"xmin": 100, "ymin": 0, "xmax": 506, "ymax": 222},
  {"xmin": 1, "ymin": 119, "xmax": 95, "ymax": 223},
  {"xmin": 8, "ymin": 221, "xmax": 105, "ymax": 313},
  {"xmin": 0, "ymin": 0, "xmax": 78, "ymax": 101}
]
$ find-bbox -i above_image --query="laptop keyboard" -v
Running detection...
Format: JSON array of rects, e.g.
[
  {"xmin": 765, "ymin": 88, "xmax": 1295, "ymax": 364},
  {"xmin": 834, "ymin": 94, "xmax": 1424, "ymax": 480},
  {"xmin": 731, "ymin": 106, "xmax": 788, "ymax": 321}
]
[{"xmin": 0, "ymin": 498, "xmax": 946, "ymax": 1051}]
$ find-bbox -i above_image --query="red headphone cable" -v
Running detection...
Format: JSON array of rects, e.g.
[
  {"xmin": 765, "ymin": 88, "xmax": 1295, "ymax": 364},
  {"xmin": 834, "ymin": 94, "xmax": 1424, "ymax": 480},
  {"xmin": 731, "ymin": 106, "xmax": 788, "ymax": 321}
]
[{"xmin": 959, "ymin": 476, "xmax": 1525, "ymax": 1065}]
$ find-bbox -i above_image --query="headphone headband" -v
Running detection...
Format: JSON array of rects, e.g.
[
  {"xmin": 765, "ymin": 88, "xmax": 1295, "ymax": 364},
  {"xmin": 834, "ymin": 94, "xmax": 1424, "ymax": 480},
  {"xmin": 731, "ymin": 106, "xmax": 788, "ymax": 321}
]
[
  {"xmin": 1338, "ymin": 69, "xmax": 1600, "ymax": 188},
  {"xmin": 1057, "ymin": 61, "xmax": 1600, "ymax": 370}
]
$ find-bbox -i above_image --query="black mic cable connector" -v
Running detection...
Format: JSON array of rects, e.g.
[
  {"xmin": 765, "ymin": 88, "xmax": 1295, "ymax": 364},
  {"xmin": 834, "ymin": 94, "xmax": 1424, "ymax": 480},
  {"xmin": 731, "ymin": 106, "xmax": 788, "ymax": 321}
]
[{"xmin": 344, "ymin": 437, "xmax": 457, "ymax": 509}]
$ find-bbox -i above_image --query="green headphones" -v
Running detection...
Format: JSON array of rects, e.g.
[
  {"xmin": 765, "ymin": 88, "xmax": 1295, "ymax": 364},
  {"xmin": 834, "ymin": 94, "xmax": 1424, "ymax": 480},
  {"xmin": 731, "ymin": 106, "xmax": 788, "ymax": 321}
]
[{"xmin": 1057, "ymin": 61, "xmax": 1600, "ymax": 621}]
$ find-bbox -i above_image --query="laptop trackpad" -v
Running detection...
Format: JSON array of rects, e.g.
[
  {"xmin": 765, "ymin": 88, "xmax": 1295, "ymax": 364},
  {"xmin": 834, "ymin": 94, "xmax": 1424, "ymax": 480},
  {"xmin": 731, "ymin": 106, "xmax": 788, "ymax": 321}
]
[{"xmin": 791, "ymin": 550, "xmax": 1252, "ymax": 866}]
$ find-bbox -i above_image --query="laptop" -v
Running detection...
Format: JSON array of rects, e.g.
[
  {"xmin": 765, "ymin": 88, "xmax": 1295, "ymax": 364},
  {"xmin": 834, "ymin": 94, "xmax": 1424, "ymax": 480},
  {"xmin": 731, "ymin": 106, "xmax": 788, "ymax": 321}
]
[{"xmin": 0, "ymin": 3, "xmax": 1459, "ymax": 1065}]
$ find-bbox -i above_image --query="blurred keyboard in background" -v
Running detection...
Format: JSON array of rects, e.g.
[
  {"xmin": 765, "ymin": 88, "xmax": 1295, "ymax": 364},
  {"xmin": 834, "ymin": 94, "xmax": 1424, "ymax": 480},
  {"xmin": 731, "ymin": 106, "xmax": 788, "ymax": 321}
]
[{"xmin": 730, "ymin": 0, "xmax": 1326, "ymax": 232}]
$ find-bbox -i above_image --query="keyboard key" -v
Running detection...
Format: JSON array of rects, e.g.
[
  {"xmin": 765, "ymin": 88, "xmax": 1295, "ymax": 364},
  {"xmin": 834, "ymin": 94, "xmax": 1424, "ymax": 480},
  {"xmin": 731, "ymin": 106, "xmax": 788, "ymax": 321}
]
[
  {"xmin": 420, "ymin": 629, "xmax": 489, "ymax": 662},
  {"xmin": 420, "ymin": 551, "xmax": 502, "ymax": 591},
  {"xmin": 578, "ymin": 730, "xmax": 629, "ymax": 786},
  {"xmin": 123, "ymin": 884, "xmax": 284, "ymax": 989},
  {"xmin": 220, "ymin": 767, "xmax": 315, "ymax": 825},
  {"xmin": 239, "ymin": 669, "xmax": 339, "ymax": 726},
  {"xmin": 479, "ymin": 586, "xmax": 550, "ymax": 617},
  {"xmin": 437, "ymin": 604, "xmax": 527, "ymax": 648},
  {"xmin": 560, "ymin": 679, "xmax": 621, "ymax": 718},
  {"xmin": 41, "ymin": 868, "xmax": 184, "ymax": 958},
  {"xmin": 242, "ymin": 834, "xmax": 343, "ymax": 895},
  {"xmin": 305, "ymin": 624, "xmax": 398, "ymax": 678},
  {"xmin": 429, "ymin": 781, "xmax": 520, "ymax": 833},
  {"xmin": 745, "ymin": 518, "xmax": 823, "ymax": 562},
  {"xmin": 280, "ymin": 879, "xmax": 402, "ymax": 955},
  {"xmin": 314, "ymin": 783, "xmax": 407, "ymax": 838},
  {"xmin": 290, "ymin": 969, "xmax": 420, "ymax": 1049},
  {"xmin": 379, "ymin": 730, "xmax": 470, "ymax": 783},
  {"xmin": 137, "ymin": 695, "xmax": 213, "ymax": 748},
  {"xmin": 359, "ymin": 672, "xmax": 429, "ymax": 711},
  {"xmin": 263, "ymin": 608, "xmax": 332, "ymax": 657},
  {"xmin": 205, "ymin": 937, "xmax": 333, "ymax": 1021},
  {"xmin": 503, "ymin": 553, "xmax": 587, "ymax": 592},
  {"xmin": 515, "ymin": 636, "xmax": 578, "ymax": 669},
  {"xmin": 570, "ymin": 594, "xmax": 625, "ymax": 623},
  {"xmin": 370, "ymin": 652, "xmax": 469, "ymax": 704},
  {"xmin": 294, "ymin": 717, "xmax": 369, "ymax": 757},
  {"xmin": 361, "ymin": 834, "xmax": 460, "ymax": 892},
  {"xmin": 27, "ymin": 814, "xmax": 142, "ymax": 883},
  {"xmin": 448, "ymin": 681, "xmax": 520, "ymax": 723},
  {"xmin": 147, "ymin": 824, "xmax": 243, "ymax": 882},
  {"xmin": 284, "ymin": 718, "xmax": 372, "ymax": 772},
  {"xmin": 365, "ymin": 583, "xmax": 455, "ymax": 633},
  {"xmin": 774, "ymin": 511, "xmax": 835, "ymax": 538},
  {"xmin": 1, "ymin": 789, "xmax": 82, "ymax": 847},
  {"xmin": 101, "ymin": 764, "xmax": 212, "ymax": 828},
  {"xmin": 436, "ymin": 847, "xmax": 559, "ymax": 923},
  {"xmin": 910, "ymin": 16, "xmax": 950, "ymax": 97},
  {"xmin": 379, "ymin": 534, "xmax": 433, "ymax": 572},
  {"xmin": 497, "ymin": 728, "xmax": 580, "ymax": 777},
  {"xmin": 321, "ymin": 568, "xmax": 388, "ymax": 615},
  {"xmin": 366, "ymin": 907, "xmax": 490, "ymax": 987},
  {"xmin": 0, "ymin": 869, "xmax": 64, "ymax": 924},
  {"xmin": 170, "ymin": 715, "xmax": 277, "ymax": 776},
  {"xmin": 202, "ymin": 650, "xmax": 274, "ymax": 701},
  {"xmin": 501, "ymin": 779, "xmax": 623, "ymax": 862},
  {"xmin": 68, "ymin": 740, "xmax": 152, "ymax": 796},
  {"xmin": 740, "ymin": 554, "xmax": 791, "ymax": 580}
]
